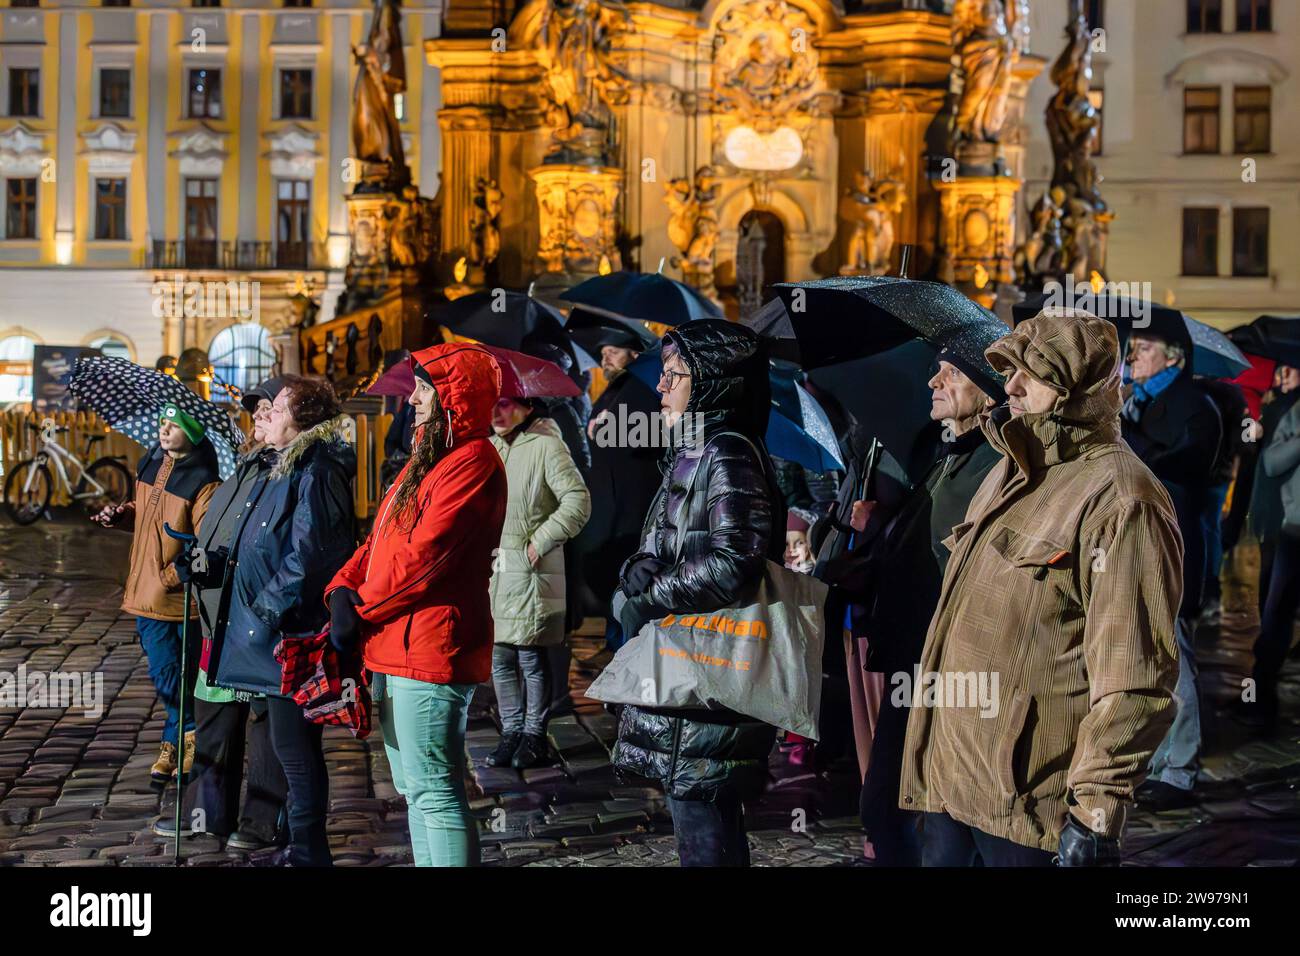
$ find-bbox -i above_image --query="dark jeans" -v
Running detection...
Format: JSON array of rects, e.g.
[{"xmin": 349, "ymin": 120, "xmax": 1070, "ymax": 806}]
[
  {"xmin": 1253, "ymin": 532, "xmax": 1300, "ymax": 711},
  {"xmin": 860, "ymin": 695, "xmax": 920, "ymax": 866},
  {"xmin": 182, "ymin": 697, "xmax": 287, "ymax": 839},
  {"xmin": 667, "ymin": 793, "xmax": 750, "ymax": 867},
  {"xmin": 920, "ymin": 812, "xmax": 1055, "ymax": 867},
  {"xmin": 267, "ymin": 695, "xmax": 330, "ymax": 867},
  {"xmin": 1202, "ymin": 482, "xmax": 1229, "ymax": 605},
  {"xmin": 1259, "ymin": 537, "xmax": 1278, "ymax": 617},
  {"xmin": 136, "ymin": 617, "xmax": 201, "ymax": 743},
  {"xmin": 492, "ymin": 644, "xmax": 551, "ymax": 736}
]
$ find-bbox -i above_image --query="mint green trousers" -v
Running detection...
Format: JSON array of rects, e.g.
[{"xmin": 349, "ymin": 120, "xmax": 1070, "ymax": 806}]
[{"xmin": 374, "ymin": 673, "xmax": 479, "ymax": 867}]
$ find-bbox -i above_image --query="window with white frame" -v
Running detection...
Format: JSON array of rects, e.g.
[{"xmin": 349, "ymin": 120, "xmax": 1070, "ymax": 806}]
[{"xmin": 208, "ymin": 323, "xmax": 274, "ymax": 394}]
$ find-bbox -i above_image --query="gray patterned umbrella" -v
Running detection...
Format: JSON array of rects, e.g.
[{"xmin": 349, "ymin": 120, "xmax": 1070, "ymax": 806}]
[{"xmin": 69, "ymin": 355, "xmax": 245, "ymax": 478}]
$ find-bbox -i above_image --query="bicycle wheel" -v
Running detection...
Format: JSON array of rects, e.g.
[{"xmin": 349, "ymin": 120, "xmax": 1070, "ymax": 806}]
[
  {"xmin": 4, "ymin": 459, "xmax": 53, "ymax": 525},
  {"xmin": 76, "ymin": 457, "xmax": 134, "ymax": 517}
]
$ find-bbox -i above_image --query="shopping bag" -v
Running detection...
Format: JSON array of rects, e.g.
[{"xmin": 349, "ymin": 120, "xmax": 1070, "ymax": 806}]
[{"xmin": 588, "ymin": 559, "xmax": 827, "ymax": 738}]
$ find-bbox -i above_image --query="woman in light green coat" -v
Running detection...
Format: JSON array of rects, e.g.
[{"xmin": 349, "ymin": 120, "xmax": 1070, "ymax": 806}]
[{"xmin": 486, "ymin": 398, "xmax": 591, "ymax": 769}]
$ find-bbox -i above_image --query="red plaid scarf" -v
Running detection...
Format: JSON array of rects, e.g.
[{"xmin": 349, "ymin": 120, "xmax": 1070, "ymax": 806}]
[{"xmin": 274, "ymin": 628, "xmax": 371, "ymax": 738}]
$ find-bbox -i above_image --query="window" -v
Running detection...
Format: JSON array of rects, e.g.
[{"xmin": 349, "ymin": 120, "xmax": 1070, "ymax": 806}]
[
  {"xmin": 1186, "ymin": 0, "xmax": 1222, "ymax": 33},
  {"xmin": 1182, "ymin": 208, "xmax": 1219, "ymax": 276},
  {"xmin": 283, "ymin": 0, "xmax": 312, "ymax": 6},
  {"xmin": 1183, "ymin": 86, "xmax": 1220, "ymax": 154},
  {"xmin": 1233, "ymin": 208, "xmax": 1269, "ymax": 277},
  {"xmin": 1237, "ymin": 0, "xmax": 1271, "ymax": 32},
  {"xmin": 99, "ymin": 68, "xmax": 131, "ymax": 118},
  {"xmin": 102, "ymin": 0, "xmax": 131, "ymax": 6},
  {"xmin": 5, "ymin": 179, "xmax": 36, "ymax": 240},
  {"xmin": 1234, "ymin": 86, "xmax": 1270, "ymax": 153},
  {"xmin": 187, "ymin": 68, "xmax": 222, "ymax": 119},
  {"xmin": 8, "ymin": 68, "xmax": 39, "ymax": 117},
  {"xmin": 1085, "ymin": 0, "xmax": 1104, "ymax": 31},
  {"xmin": 185, "ymin": 178, "xmax": 218, "ymax": 267},
  {"xmin": 192, "ymin": 0, "xmax": 221, "ymax": 6},
  {"xmin": 94, "ymin": 178, "xmax": 127, "ymax": 240},
  {"xmin": 0, "ymin": 335, "xmax": 36, "ymax": 404},
  {"xmin": 279, "ymin": 69, "xmax": 313, "ymax": 119},
  {"xmin": 88, "ymin": 335, "xmax": 132, "ymax": 361},
  {"xmin": 1087, "ymin": 89, "xmax": 1104, "ymax": 155},
  {"xmin": 276, "ymin": 180, "xmax": 310, "ymax": 267},
  {"xmin": 209, "ymin": 323, "xmax": 274, "ymax": 394},
  {"xmin": 10, "ymin": 0, "xmax": 39, "ymax": 7}
]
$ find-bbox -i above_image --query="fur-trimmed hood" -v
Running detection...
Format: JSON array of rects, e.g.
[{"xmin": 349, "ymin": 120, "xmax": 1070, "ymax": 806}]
[{"xmin": 270, "ymin": 414, "xmax": 355, "ymax": 479}]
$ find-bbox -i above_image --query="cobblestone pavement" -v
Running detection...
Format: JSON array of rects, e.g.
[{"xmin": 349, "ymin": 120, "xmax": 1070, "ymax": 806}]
[{"xmin": 0, "ymin": 518, "xmax": 1296, "ymax": 867}]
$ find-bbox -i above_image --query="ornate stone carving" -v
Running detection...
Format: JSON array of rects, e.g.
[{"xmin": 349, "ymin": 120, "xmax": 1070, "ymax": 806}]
[
  {"xmin": 351, "ymin": 0, "xmax": 409, "ymax": 191},
  {"xmin": 664, "ymin": 165, "xmax": 720, "ymax": 293},
  {"xmin": 264, "ymin": 124, "xmax": 321, "ymax": 180},
  {"xmin": 712, "ymin": 0, "xmax": 819, "ymax": 129},
  {"xmin": 1014, "ymin": 189, "xmax": 1065, "ymax": 290},
  {"xmin": 531, "ymin": 164, "xmax": 622, "ymax": 276},
  {"xmin": 535, "ymin": 0, "xmax": 631, "ymax": 165},
  {"xmin": 838, "ymin": 171, "xmax": 906, "ymax": 276},
  {"xmin": 468, "ymin": 177, "xmax": 503, "ymax": 269},
  {"xmin": 0, "ymin": 122, "xmax": 48, "ymax": 177},
  {"xmin": 951, "ymin": 0, "xmax": 1015, "ymax": 163}
]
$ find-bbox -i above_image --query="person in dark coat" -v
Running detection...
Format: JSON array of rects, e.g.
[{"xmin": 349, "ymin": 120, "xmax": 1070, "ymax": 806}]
[
  {"xmin": 572, "ymin": 329, "xmax": 662, "ymax": 650},
  {"xmin": 858, "ymin": 348, "xmax": 1004, "ymax": 866},
  {"xmin": 158, "ymin": 378, "xmax": 289, "ymax": 849},
  {"xmin": 610, "ymin": 320, "xmax": 786, "ymax": 867},
  {"xmin": 1248, "ymin": 366, "xmax": 1300, "ymax": 613},
  {"xmin": 1121, "ymin": 332, "xmax": 1221, "ymax": 811},
  {"xmin": 1196, "ymin": 378, "xmax": 1248, "ymax": 623},
  {"xmin": 207, "ymin": 376, "xmax": 357, "ymax": 866}
]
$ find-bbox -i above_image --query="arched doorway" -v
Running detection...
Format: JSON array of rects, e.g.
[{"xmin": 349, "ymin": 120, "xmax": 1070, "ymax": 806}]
[
  {"xmin": 208, "ymin": 323, "xmax": 274, "ymax": 397},
  {"xmin": 735, "ymin": 210, "xmax": 786, "ymax": 318}
]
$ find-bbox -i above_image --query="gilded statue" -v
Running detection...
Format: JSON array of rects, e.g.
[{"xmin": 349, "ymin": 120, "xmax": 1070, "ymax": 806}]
[
  {"xmin": 351, "ymin": 0, "xmax": 408, "ymax": 188},
  {"xmin": 1014, "ymin": 190, "xmax": 1065, "ymax": 289},
  {"xmin": 536, "ymin": 0, "xmax": 630, "ymax": 161},
  {"xmin": 839, "ymin": 171, "xmax": 906, "ymax": 276},
  {"xmin": 712, "ymin": 1, "xmax": 819, "ymax": 127},
  {"xmin": 1046, "ymin": 0, "xmax": 1104, "ymax": 210},
  {"xmin": 664, "ymin": 166, "xmax": 720, "ymax": 286},
  {"xmin": 951, "ymin": 0, "xmax": 1015, "ymax": 148}
]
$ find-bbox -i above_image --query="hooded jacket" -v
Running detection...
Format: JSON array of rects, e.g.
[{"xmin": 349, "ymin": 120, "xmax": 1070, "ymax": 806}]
[
  {"xmin": 611, "ymin": 320, "xmax": 787, "ymax": 801},
  {"xmin": 1262, "ymin": 396, "xmax": 1300, "ymax": 537},
  {"xmin": 207, "ymin": 415, "xmax": 357, "ymax": 696},
  {"xmin": 489, "ymin": 415, "xmax": 591, "ymax": 647},
  {"xmin": 328, "ymin": 344, "xmax": 508, "ymax": 685},
  {"xmin": 121, "ymin": 441, "xmax": 220, "ymax": 622},
  {"xmin": 899, "ymin": 308, "xmax": 1182, "ymax": 851}
]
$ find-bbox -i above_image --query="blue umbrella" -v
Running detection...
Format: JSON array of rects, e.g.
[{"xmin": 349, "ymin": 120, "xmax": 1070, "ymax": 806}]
[
  {"xmin": 1184, "ymin": 315, "xmax": 1250, "ymax": 379},
  {"xmin": 626, "ymin": 348, "xmax": 843, "ymax": 473},
  {"xmin": 562, "ymin": 271, "xmax": 723, "ymax": 326}
]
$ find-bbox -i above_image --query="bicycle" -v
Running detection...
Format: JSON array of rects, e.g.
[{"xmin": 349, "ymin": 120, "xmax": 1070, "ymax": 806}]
[{"xmin": 4, "ymin": 419, "xmax": 134, "ymax": 525}]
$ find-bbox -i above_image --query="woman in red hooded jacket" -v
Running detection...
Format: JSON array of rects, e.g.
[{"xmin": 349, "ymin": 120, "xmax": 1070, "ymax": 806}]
[{"xmin": 327, "ymin": 344, "xmax": 507, "ymax": 867}]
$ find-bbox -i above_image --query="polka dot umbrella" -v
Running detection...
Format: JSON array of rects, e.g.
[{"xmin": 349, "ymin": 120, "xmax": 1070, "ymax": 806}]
[{"xmin": 69, "ymin": 355, "xmax": 245, "ymax": 478}]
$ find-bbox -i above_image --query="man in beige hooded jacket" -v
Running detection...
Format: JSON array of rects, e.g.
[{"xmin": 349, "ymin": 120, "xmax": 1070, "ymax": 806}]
[{"xmin": 899, "ymin": 307, "xmax": 1182, "ymax": 866}]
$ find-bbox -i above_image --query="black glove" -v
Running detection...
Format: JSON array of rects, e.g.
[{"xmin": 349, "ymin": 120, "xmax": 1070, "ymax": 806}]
[
  {"xmin": 173, "ymin": 550, "xmax": 196, "ymax": 586},
  {"xmin": 328, "ymin": 588, "xmax": 365, "ymax": 653},
  {"xmin": 621, "ymin": 552, "xmax": 669, "ymax": 598},
  {"xmin": 1055, "ymin": 814, "xmax": 1121, "ymax": 867}
]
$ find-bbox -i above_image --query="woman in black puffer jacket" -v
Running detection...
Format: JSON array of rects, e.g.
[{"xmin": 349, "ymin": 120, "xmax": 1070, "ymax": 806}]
[{"xmin": 612, "ymin": 319, "xmax": 786, "ymax": 867}]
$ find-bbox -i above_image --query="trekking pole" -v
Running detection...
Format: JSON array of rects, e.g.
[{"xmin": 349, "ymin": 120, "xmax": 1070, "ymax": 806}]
[{"xmin": 163, "ymin": 522, "xmax": 198, "ymax": 865}]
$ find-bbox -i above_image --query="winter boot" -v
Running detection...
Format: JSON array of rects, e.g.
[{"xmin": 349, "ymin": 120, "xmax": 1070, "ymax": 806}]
[
  {"xmin": 511, "ymin": 733, "xmax": 550, "ymax": 770},
  {"xmin": 181, "ymin": 730, "xmax": 197, "ymax": 777},
  {"xmin": 486, "ymin": 731, "xmax": 523, "ymax": 767},
  {"xmin": 150, "ymin": 742, "xmax": 178, "ymax": 784}
]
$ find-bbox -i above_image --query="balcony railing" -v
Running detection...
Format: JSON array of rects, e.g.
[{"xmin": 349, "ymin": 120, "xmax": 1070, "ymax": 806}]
[{"xmin": 148, "ymin": 239, "xmax": 327, "ymax": 271}]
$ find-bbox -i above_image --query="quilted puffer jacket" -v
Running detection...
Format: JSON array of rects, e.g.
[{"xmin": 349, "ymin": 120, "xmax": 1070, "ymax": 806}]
[{"xmin": 611, "ymin": 320, "xmax": 787, "ymax": 801}]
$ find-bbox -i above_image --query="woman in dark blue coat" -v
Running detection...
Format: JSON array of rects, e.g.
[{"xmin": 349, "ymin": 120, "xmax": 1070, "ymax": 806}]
[{"xmin": 208, "ymin": 375, "xmax": 356, "ymax": 865}]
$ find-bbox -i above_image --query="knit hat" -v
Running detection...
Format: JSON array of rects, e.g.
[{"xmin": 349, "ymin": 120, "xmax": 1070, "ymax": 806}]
[{"xmin": 159, "ymin": 404, "xmax": 206, "ymax": 446}]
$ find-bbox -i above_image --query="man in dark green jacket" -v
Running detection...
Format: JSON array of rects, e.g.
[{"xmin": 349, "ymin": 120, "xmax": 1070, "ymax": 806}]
[{"xmin": 859, "ymin": 347, "xmax": 1004, "ymax": 866}]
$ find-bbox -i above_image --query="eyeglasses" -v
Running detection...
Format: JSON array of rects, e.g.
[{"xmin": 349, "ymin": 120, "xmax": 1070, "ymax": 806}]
[{"xmin": 659, "ymin": 368, "xmax": 691, "ymax": 391}]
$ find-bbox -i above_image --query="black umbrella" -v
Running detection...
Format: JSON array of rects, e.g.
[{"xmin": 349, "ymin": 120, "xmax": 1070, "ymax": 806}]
[
  {"xmin": 433, "ymin": 287, "xmax": 581, "ymax": 379},
  {"xmin": 563, "ymin": 304, "xmax": 659, "ymax": 357},
  {"xmin": 562, "ymin": 270, "xmax": 722, "ymax": 326},
  {"xmin": 771, "ymin": 277, "xmax": 1009, "ymax": 380},
  {"xmin": 1228, "ymin": 316, "xmax": 1300, "ymax": 369},
  {"xmin": 807, "ymin": 339, "xmax": 942, "ymax": 485},
  {"xmin": 1014, "ymin": 291, "xmax": 1248, "ymax": 377},
  {"xmin": 69, "ymin": 356, "xmax": 244, "ymax": 478}
]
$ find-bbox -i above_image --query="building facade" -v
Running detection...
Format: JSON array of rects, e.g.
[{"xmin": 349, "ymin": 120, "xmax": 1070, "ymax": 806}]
[
  {"xmin": 0, "ymin": 0, "xmax": 444, "ymax": 402},
  {"xmin": 1020, "ymin": 0, "xmax": 1296, "ymax": 327}
]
